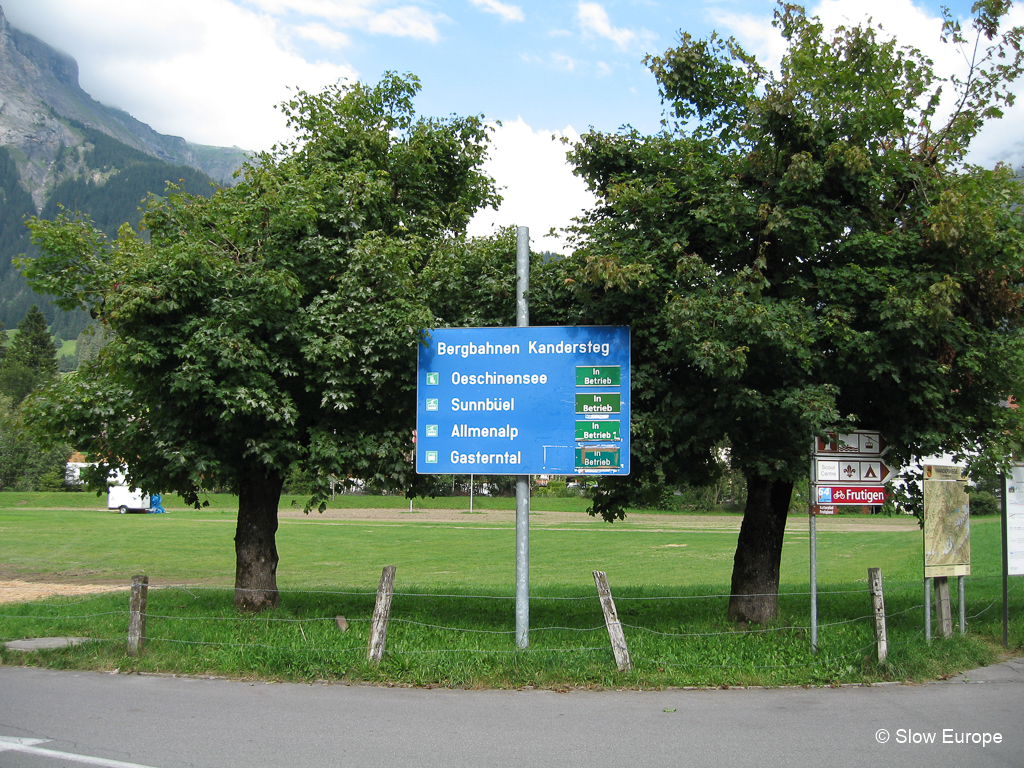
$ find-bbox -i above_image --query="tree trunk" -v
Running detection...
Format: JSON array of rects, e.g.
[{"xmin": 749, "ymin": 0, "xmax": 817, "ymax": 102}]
[
  {"xmin": 234, "ymin": 466, "xmax": 284, "ymax": 612},
  {"xmin": 727, "ymin": 475, "xmax": 793, "ymax": 624}
]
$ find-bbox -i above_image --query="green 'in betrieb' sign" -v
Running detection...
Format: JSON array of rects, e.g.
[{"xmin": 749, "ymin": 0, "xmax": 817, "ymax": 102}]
[
  {"xmin": 575, "ymin": 447, "xmax": 621, "ymax": 469},
  {"xmin": 576, "ymin": 366, "xmax": 621, "ymax": 386},
  {"xmin": 575, "ymin": 420, "xmax": 621, "ymax": 441},
  {"xmin": 575, "ymin": 393, "xmax": 621, "ymax": 414}
]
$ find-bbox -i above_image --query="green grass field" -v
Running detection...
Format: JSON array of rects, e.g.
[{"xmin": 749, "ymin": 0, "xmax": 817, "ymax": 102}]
[{"xmin": 1, "ymin": 491, "xmax": 1021, "ymax": 688}]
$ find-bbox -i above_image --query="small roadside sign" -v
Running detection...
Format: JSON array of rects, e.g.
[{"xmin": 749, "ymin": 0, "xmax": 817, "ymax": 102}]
[
  {"xmin": 815, "ymin": 459, "xmax": 895, "ymax": 484},
  {"xmin": 816, "ymin": 486, "xmax": 888, "ymax": 505},
  {"xmin": 812, "ymin": 430, "xmax": 893, "ymax": 511}
]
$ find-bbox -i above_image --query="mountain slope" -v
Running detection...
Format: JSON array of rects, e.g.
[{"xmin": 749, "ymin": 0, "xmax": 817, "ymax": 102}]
[
  {"xmin": 0, "ymin": 4, "xmax": 248, "ymax": 200},
  {"xmin": 0, "ymin": 3, "xmax": 250, "ymax": 337}
]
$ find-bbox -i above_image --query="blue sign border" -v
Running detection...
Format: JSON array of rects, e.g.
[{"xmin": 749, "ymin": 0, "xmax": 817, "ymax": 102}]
[{"xmin": 416, "ymin": 326, "xmax": 630, "ymax": 475}]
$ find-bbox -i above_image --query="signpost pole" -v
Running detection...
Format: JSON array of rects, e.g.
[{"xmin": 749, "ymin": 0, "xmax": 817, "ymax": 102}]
[
  {"xmin": 809, "ymin": 446, "xmax": 818, "ymax": 654},
  {"xmin": 515, "ymin": 226, "xmax": 530, "ymax": 649},
  {"xmin": 1002, "ymin": 472, "xmax": 1010, "ymax": 647},
  {"xmin": 925, "ymin": 578, "xmax": 932, "ymax": 644}
]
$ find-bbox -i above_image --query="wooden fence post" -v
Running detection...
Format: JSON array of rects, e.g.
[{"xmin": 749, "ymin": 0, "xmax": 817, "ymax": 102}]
[
  {"xmin": 127, "ymin": 574, "xmax": 148, "ymax": 657},
  {"xmin": 934, "ymin": 576, "xmax": 953, "ymax": 638},
  {"xmin": 867, "ymin": 568, "xmax": 887, "ymax": 664},
  {"xmin": 367, "ymin": 566, "xmax": 396, "ymax": 665},
  {"xmin": 593, "ymin": 570, "xmax": 632, "ymax": 672}
]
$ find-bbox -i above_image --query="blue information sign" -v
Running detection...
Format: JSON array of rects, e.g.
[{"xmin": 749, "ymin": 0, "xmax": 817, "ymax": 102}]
[{"xmin": 416, "ymin": 326, "xmax": 630, "ymax": 475}]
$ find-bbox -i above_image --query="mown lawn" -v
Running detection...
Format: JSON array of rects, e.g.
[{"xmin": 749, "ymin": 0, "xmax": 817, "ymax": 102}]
[{"xmin": 1, "ymin": 492, "xmax": 1020, "ymax": 688}]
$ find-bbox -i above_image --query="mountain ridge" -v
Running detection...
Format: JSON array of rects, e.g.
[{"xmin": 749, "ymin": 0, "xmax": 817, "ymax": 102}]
[
  {"xmin": 0, "ymin": 3, "xmax": 249, "ymax": 208},
  {"xmin": 0, "ymin": 3, "xmax": 251, "ymax": 337}
]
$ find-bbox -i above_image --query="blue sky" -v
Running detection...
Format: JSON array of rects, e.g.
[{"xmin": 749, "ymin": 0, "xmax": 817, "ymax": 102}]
[{"xmin": 2, "ymin": 0, "xmax": 1018, "ymax": 250}]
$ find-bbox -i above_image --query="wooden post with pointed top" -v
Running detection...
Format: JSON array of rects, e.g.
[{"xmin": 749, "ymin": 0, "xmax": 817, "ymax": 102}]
[
  {"xmin": 593, "ymin": 570, "xmax": 631, "ymax": 672},
  {"xmin": 127, "ymin": 574, "xmax": 148, "ymax": 657},
  {"xmin": 868, "ymin": 568, "xmax": 887, "ymax": 664},
  {"xmin": 367, "ymin": 566, "xmax": 396, "ymax": 664}
]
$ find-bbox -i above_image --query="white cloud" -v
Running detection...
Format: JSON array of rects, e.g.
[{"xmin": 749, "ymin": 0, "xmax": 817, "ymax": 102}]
[
  {"xmin": 469, "ymin": 0, "xmax": 525, "ymax": 24},
  {"xmin": 576, "ymin": 2, "xmax": 653, "ymax": 52},
  {"xmin": 244, "ymin": 0, "xmax": 447, "ymax": 39},
  {"xmin": 469, "ymin": 118, "xmax": 596, "ymax": 253},
  {"xmin": 293, "ymin": 22, "xmax": 352, "ymax": 49},
  {"xmin": 366, "ymin": 6, "xmax": 446, "ymax": 42},
  {"xmin": 552, "ymin": 53, "xmax": 578, "ymax": 71}
]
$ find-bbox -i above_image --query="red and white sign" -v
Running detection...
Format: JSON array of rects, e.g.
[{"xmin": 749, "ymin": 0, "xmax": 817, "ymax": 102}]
[{"xmin": 816, "ymin": 486, "xmax": 887, "ymax": 505}]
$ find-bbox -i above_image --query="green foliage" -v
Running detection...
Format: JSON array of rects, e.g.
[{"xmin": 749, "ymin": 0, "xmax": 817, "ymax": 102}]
[
  {"xmin": 0, "ymin": 305, "xmax": 59, "ymax": 404},
  {"xmin": 968, "ymin": 489, "xmax": 1000, "ymax": 516},
  {"xmin": 0, "ymin": 361, "xmax": 45, "ymax": 405},
  {"xmin": 4, "ymin": 305, "xmax": 57, "ymax": 377},
  {"xmin": 18, "ymin": 73, "xmax": 507, "ymax": 518},
  {"xmin": 541, "ymin": 2, "xmax": 1024, "ymax": 524},
  {"xmin": 0, "ymin": 395, "xmax": 70, "ymax": 491}
]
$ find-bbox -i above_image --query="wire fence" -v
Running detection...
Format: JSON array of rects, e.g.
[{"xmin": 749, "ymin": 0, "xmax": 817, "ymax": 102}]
[{"xmin": 3, "ymin": 572, "xmax": 1020, "ymax": 684}]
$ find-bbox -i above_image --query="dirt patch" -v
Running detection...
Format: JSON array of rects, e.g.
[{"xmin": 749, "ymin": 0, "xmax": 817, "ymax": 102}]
[{"xmin": 0, "ymin": 580, "xmax": 128, "ymax": 605}]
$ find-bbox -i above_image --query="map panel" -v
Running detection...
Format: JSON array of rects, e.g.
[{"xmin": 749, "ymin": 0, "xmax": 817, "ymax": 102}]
[{"xmin": 923, "ymin": 465, "xmax": 971, "ymax": 577}]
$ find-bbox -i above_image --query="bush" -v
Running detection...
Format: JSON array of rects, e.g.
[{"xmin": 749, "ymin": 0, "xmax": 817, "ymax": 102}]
[{"xmin": 969, "ymin": 489, "xmax": 999, "ymax": 516}]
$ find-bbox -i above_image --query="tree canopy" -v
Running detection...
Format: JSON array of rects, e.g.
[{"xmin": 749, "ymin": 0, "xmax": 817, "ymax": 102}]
[
  {"xmin": 535, "ymin": 2, "xmax": 1024, "ymax": 622},
  {"xmin": 20, "ymin": 73, "xmax": 515, "ymax": 610}
]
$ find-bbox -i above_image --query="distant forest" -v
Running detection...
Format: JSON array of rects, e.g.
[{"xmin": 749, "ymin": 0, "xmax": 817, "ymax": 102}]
[{"xmin": 0, "ymin": 122, "xmax": 218, "ymax": 340}]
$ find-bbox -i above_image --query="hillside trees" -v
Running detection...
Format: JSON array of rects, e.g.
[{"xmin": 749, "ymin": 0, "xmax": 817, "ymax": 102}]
[
  {"xmin": 0, "ymin": 393, "xmax": 69, "ymax": 492},
  {"xmin": 19, "ymin": 73, "xmax": 512, "ymax": 611},
  {"xmin": 0, "ymin": 304, "xmax": 58, "ymax": 404},
  {"xmin": 539, "ymin": 2, "xmax": 1024, "ymax": 622}
]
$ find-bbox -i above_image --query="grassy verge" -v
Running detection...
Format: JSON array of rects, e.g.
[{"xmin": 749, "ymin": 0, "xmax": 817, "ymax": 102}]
[{"xmin": 1, "ymin": 493, "xmax": 1020, "ymax": 688}]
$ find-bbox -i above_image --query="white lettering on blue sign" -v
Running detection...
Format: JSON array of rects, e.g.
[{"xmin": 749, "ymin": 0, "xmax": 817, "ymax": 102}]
[
  {"xmin": 451, "ymin": 397, "xmax": 515, "ymax": 411},
  {"xmin": 528, "ymin": 340, "xmax": 610, "ymax": 356}
]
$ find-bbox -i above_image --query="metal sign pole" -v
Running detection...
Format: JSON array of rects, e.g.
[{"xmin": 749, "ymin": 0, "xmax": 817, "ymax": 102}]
[
  {"xmin": 515, "ymin": 226, "xmax": 530, "ymax": 649},
  {"xmin": 809, "ymin": 444, "xmax": 818, "ymax": 654},
  {"xmin": 1002, "ymin": 471, "xmax": 1010, "ymax": 647}
]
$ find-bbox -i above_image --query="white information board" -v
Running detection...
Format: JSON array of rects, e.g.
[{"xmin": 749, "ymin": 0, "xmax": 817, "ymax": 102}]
[{"xmin": 1005, "ymin": 467, "xmax": 1024, "ymax": 576}]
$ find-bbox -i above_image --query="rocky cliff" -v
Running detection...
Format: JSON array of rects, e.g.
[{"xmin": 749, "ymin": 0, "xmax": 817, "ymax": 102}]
[{"xmin": 0, "ymin": 4, "xmax": 248, "ymax": 210}]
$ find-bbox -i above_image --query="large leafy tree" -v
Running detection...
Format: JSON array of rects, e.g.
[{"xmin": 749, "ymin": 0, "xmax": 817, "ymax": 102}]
[
  {"xmin": 19, "ymin": 73, "xmax": 512, "ymax": 611},
  {"xmin": 538, "ymin": 2, "xmax": 1024, "ymax": 622}
]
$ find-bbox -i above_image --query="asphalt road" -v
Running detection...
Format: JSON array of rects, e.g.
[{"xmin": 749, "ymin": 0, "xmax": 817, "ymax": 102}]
[{"xmin": 1, "ymin": 661, "xmax": 1022, "ymax": 768}]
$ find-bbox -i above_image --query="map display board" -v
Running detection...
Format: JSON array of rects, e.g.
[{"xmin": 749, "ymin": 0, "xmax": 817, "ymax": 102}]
[
  {"xmin": 416, "ymin": 326, "xmax": 630, "ymax": 476},
  {"xmin": 923, "ymin": 464, "xmax": 971, "ymax": 577},
  {"xmin": 1005, "ymin": 467, "xmax": 1024, "ymax": 576}
]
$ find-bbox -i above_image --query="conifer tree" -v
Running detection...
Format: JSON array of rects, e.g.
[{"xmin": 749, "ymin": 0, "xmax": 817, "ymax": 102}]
[{"xmin": 5, "ymin": 305, "xmax": 57, "ymax": 377}]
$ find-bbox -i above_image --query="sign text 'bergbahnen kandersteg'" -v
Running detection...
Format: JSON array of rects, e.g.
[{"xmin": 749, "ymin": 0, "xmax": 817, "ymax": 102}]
[{"xmin": 416, "ymin": 327, "xmax": 630, "ymax": 476}]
